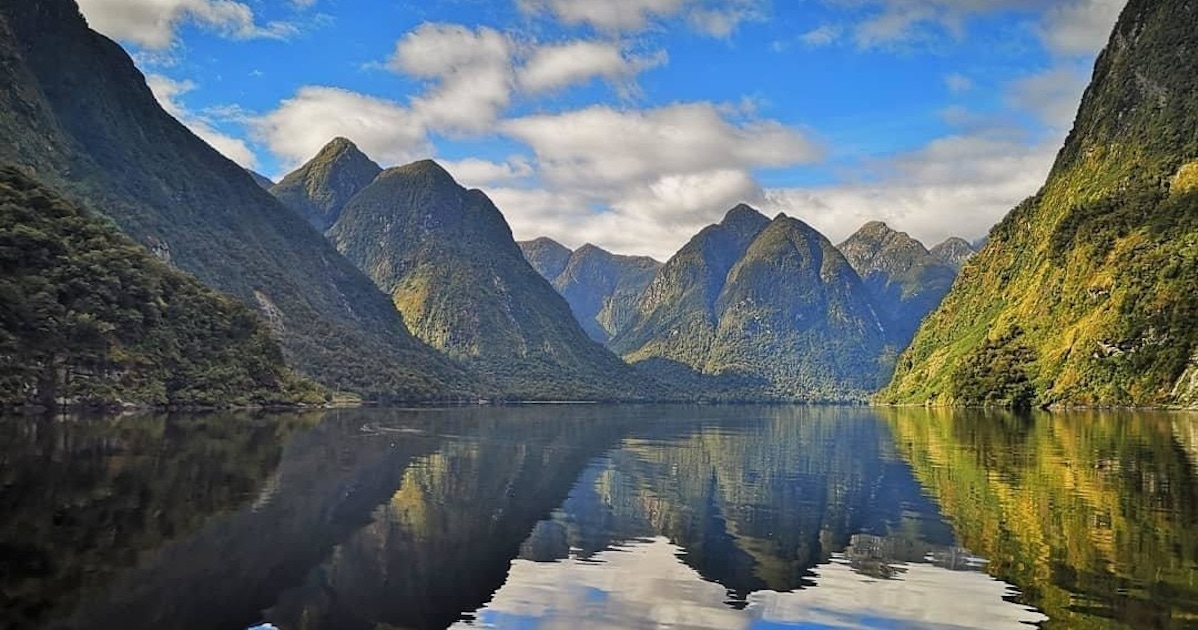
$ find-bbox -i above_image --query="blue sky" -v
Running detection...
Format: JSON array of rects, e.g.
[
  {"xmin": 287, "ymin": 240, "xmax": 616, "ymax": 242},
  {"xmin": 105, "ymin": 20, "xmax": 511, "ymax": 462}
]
[{"xmin": 76, "ymin": 0, "xmax": 1123, "ymax": 259}]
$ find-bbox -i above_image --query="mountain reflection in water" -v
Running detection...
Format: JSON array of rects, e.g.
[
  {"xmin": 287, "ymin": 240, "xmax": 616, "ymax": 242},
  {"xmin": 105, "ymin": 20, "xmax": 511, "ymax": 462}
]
[{"xmin": 2, "ymin": 406, "xmax": 1196, "ymax": 629}]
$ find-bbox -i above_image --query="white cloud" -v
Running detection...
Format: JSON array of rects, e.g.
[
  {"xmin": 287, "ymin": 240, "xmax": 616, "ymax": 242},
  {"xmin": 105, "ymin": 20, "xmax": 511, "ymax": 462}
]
[
  {"xmin": 250, "ymin": 86, "xmax": 428, "ymax": 169},
  {"xmin": 388, "ymin": 23, "xmax": 514, "ymax": 133},
  {"xmin": 1039, "ymin": 0, "xmax": 1124, "ymax": 56},
  {"xmin": 832, "ymin": 0, "xmax": 1118, "ymax": 55},
  {"xmin": 441, "ymin": 157, "xmax": 535, "ymax": 188},
  {"xmin": 146, "ymin": 74, "xmax": 259, "ymax": 168},
  {"xmin": 517, "ymin": 0, "xmax": 688, "ymax": 31},
  {"xmin": 517, "ymin": 0, "xmax": 763, "ymax": 36},
  {"xmin": 77, "ymin": 0, "xmax": 296, "ymax": 50},
  {"xmin": 762, "ymin": 129, "xmax": 1057, "ymax": 248},
  {"xmin": 486, "ymin": 104, "xmax": 819, "ymax": 259},
  {"xmin": 518, "ymin": 41, "xmax": 667, "ymax": 94},
  {"xmin": 1007, "ymin": 64, "xmax": 1090, "ymax": 131},
  {"xmin": 501, "ymin": 103, "xmax": 820, "ymax": 192},
  {"xmin": 688, "ymin": 0, "xmax": 765, "ymax": 37},
  {"xmin": 799, "ymin": 24, "xmax": 842, "ymax": 47}
]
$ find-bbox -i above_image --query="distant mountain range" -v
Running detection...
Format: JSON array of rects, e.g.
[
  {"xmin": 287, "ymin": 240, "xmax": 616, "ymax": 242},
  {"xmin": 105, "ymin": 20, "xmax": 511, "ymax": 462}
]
[
  {"xmin": 519, "ymin": 239, "xmax": 661, "ymax": 343},
  {"xmin": 519, "ymin": 207, "xmax": 968, "ymax": 401}
]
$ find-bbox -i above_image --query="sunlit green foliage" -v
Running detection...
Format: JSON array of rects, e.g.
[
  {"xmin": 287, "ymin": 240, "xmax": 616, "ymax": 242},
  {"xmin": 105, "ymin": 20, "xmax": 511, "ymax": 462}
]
[{"xmin": 882, "ymin": 0, "xmax": 1198, "ymax": 407}]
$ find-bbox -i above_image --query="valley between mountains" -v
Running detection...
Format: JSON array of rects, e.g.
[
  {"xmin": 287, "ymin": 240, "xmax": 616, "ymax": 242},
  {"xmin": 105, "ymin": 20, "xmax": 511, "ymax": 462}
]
[{"xmin": 0, "ymin": 0, "xmax": 1195, "ymax": 409}]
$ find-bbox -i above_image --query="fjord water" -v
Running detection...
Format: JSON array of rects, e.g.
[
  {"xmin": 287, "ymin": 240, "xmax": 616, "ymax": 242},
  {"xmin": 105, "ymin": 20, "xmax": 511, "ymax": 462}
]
[{"xmin": 3, "ymin": 407, "xmax": 1197, "ymax": 629}]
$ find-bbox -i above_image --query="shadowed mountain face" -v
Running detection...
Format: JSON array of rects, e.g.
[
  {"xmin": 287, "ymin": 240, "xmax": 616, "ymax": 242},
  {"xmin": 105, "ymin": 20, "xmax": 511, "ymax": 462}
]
[
  {"xmin": 837, "ymin": 221, "xmax": 959, "ymax": 347},
  {"xmin": 520, "ymin": 240, "xmax": 662, "ymax": 343},
  {"xmin": 324, "ymin": 159, "xmax": 661, "ymax": 401},
  {"xmin": 271, "ymin": 137, "xmax": 382, "ymax": 232},
  {"xmin": 883, "ymin": 0, "xmax": 1198, "ymax": 407},
  {"xmin": 246, "ymin": 170, "xmax": 275, "ymax": 190},
  {"xmin": 0, "ymin": 0, "xmax": 467, "ymax": 401},
  {"xmin": 0, "ymin": 168, "xmax": 310, "ymax": 407},
  {"xmin": 612, "ymin": 207, "xmax": 889, "ymax": 400},
  {"xmin": 556, "ymin": 245, "xmax": 662, "ymax": 343},
  {"xmin": 518, "ymin": 237, "xmax": 573, "ymax": 281},
  {"xmin": 929, "ymin": 237, "xmax": 977, "ymax": 270}
]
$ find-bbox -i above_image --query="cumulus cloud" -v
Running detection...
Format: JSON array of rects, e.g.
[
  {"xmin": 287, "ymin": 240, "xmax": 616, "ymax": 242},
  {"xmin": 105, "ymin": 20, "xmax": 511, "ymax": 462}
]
[
  {"xmin": 388, "ymin": 23, "xmax": 514, "ymax": 133},
  {"xmin": 518, "ymin": 42, "xmax": 667, "ymax": 94},
  {"xmin": 146, "ymin": 74, "xmax": 259, "ymax": 168},
  {"xmin": 1039, "ymin": 0, "xmax": 1124, "ymax": 56},
  {"xmin": 487, "ymin": 104, "xmax": 818, "ymax": 258},
  {"xmin": 77, "ymin": 0, "xmax": 296, "ymax": 50},
  {"xmin": 251, "ymin": 86, "xmax": 428, "ymax": 168},
  {"xmin": 762, "ymin": 128, "xmax": 1058, "ymax": 248},
  {"xmin": 517, "ymin": 0, "xmax": 763, "ymax": 36},
  {"xmin": 501, "ymin": 103, "xmax": 820, "ymax": 192},
  {"xmin": 442, "ymin": 157, "xmax": 535, "ymax": 188},
  {"xmin": 687, "ymin": 0, "xmax": 765, "ymax": 37},
  {"xmin": 1007, "ymin": 64, "xmax": 1090, "ymax": 131},
  {"xmin": 830, "ymin": 0, "xmax": 1119, "ymax": 55},
  {"xmin": 517, "ymin": 0, "xmax": 687, "ymax": 31}
]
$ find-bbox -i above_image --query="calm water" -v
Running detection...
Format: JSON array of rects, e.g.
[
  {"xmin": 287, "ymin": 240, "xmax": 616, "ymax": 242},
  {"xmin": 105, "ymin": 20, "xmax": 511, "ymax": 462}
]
[{"xmin": 2, "ymin": 406, "xmax": 1198, "ymax": 629}]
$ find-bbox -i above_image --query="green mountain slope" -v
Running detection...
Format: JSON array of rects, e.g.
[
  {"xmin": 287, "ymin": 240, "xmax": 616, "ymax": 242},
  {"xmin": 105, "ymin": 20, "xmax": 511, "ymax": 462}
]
[
  {"xmin": 708, "ymin": 215, "xmax": 888, "ymax": 398},
  {"xmin": 613, "ymin": 207, "xmax": 888, "ymax": 400},
  {"xmin": 611, "ymin": 205, "xmax": 771, "ymax": 365},
  {"xmin": 518, "ymin": 237, "xmax": 573, "ymax": 282},
  {"xmin": 0, "ymin": 167, "xmax": 319, "ymax": 407},
  {"xmin": 837, "ymin": 221, "xmax": 958, "ymax": 347},
  {"xmin": 327, "ymin": 159, "xmax": 661, "ymax": 400},
  {"xmin": 0, "ymin": 1, "xmax": 467, "ymax": 401},
  {"xmin": 271, "ymin": 137, "xmax": 382, "ymax": 231},
  {"xmin": 881, "ymin": 0, "xmax": 1198, "ymax": 407}
]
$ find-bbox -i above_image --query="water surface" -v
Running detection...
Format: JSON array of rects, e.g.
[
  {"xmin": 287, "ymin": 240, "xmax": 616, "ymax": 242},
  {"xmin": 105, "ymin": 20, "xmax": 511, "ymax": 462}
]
[{"xmin": 2, "ymin": 406, "xmax": 1196, "ymax": 629}]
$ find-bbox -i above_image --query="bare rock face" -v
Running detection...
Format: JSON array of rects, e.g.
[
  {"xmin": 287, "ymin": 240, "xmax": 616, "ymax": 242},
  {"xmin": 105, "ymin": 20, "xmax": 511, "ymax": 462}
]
[{"xmin": 929, "ymin": 237, "xmax": 977, "ymax": 270}]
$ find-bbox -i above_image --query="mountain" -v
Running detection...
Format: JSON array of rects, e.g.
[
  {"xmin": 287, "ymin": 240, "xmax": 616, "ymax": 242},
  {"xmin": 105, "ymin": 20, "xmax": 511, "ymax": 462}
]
[
  {"xmin": 555, "ymin": 245, "xmax": 662, "ymax": 343},
  {"xmin": 611, "ymin": 205, "xmax": 771, "ymax": 367},
  {"xmin": 520, "ymin": 241, "xmax": 662, "ymax": 343},
  {"xmin": 882, "ymin": 0, "xmax": 1198, "ymax": 408},
  {"xmin": 246, "ymin": 169, "xmax": 274, "ymax": 190},
  {"xmin": 929, "ymin": 237, "xmax": 976, "ymax": 270},
  {"xmin": 612, "ymin": 207, "xmax": 888, "ymax": 400},
  {"xmin": 0, "ymin": 1, "xmax": 467, "ymax": 401},
  {"xmin": 0, "ymin": 167, "xmax": 320, "ymax": 407},
  {"xmin": 518, "ymin": 237, "xmax": 573, "ymax": 281},
  {"xmin": 325, "ymin": 159, "xmax": 660, "ymax": 400},
  {"xmin": 271, "ymin": 137, "xmax": 382, "ymax": 231},
  {"xmin": 837, "ymin": 221, "xmax": 958, "ymax": 346}
]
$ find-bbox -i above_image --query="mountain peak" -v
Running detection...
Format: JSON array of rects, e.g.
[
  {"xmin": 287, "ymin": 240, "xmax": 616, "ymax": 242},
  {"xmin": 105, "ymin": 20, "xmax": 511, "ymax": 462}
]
[
  {"xmin": 271, "ymin": 137, "xmax": 382, "ymax": 231},
  {"xmin": 519, "ymin": 237, "xmax": 574, "ymax": 281},
  {"xmin": 929, "ymin": 237, "xmax": 978, "ymax": 270},
  {"xmin": 721, "ymin": 204, "xmax": 768, "ymax": 227},
  {"xmin": 386, "ymin": 159, "xmax": 461, "ymax": 188}
]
